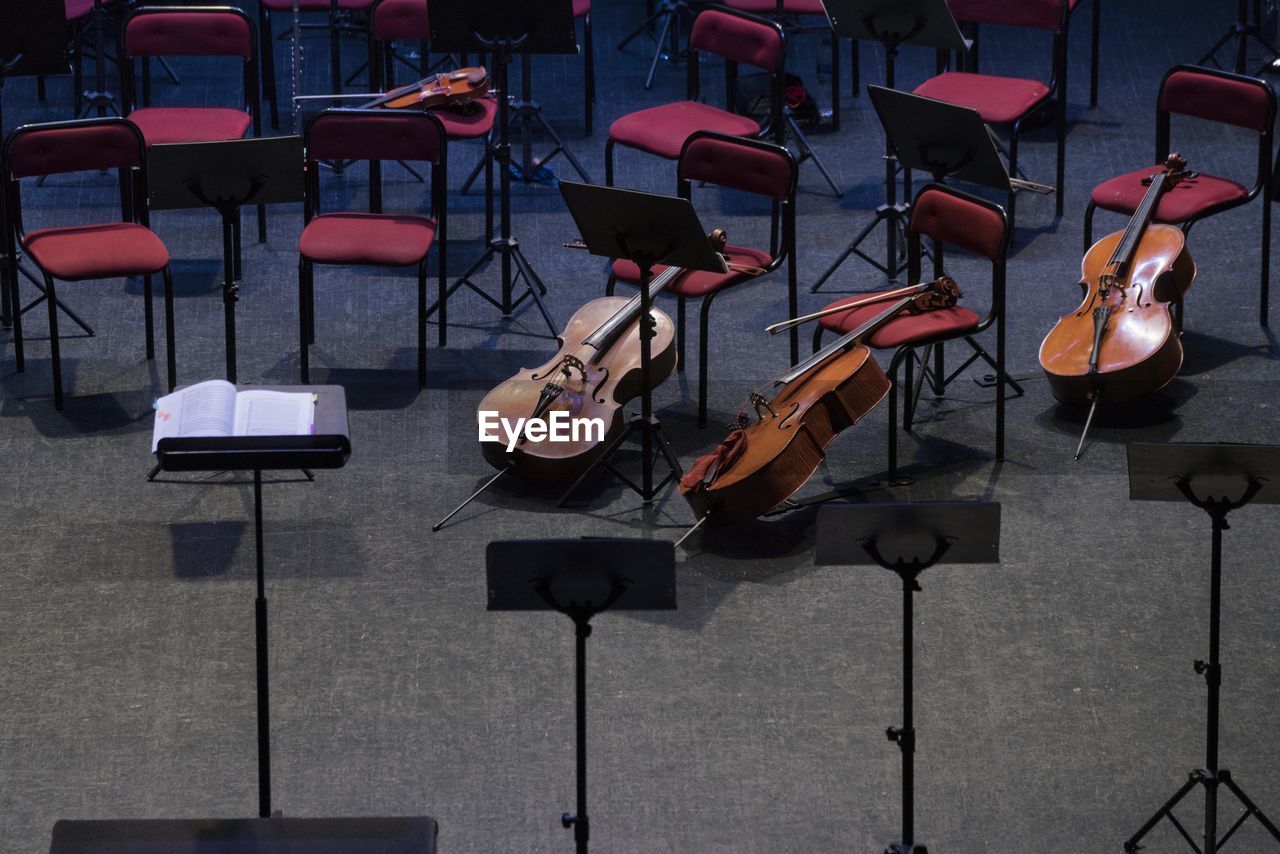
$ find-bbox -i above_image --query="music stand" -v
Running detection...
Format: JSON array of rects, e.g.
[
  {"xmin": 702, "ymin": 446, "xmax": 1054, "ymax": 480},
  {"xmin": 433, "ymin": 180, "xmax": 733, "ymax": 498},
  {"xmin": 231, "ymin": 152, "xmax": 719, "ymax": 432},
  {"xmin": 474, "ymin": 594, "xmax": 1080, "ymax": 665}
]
[
  {"xmin": 487, "ymin": 538, "xmax": 676, "ymax": 854},
  {"xmin": 558, "ymin": 181, "xmax": 726, "ymax": 506},
  {"xmin": 815, "ymin": 501, "xmax": 1001, "ymax": 854},
  {"xmin": 421, "ymin": 0, "xmax": 575, "ymax": 342},
  {"xmin": 51, "ymin": 816, "xmax": 437, "ymax": 853},
  {"xmin": 1199, "ymin": 0, "xmax": 1280, "ymax": 75},
  {"xmin": 150, "ymin": 384, "xmax": 351, "ymax": 819},
  {"xmin": 811, "ymin": 0, "xmax": 968, "ymax": 293},
  {"xmin": 1123, "ymin": 443, "xmax": 1280, "ymax": 854},
  {"xmin": 0, "ymin": 1, "xmax": 90, "ymax": 338},
  {"xmin": 148, "ymin": 136, "xmax": 304, "ymax": 382}
]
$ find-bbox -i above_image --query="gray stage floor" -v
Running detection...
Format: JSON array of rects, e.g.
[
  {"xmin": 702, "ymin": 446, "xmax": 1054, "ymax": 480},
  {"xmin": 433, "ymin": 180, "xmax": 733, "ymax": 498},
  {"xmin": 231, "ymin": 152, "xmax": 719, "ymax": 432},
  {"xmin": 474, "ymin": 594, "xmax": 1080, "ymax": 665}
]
[{"xmin": 3, "ymin": 1, "xmax": 1280, "ymax": 851}]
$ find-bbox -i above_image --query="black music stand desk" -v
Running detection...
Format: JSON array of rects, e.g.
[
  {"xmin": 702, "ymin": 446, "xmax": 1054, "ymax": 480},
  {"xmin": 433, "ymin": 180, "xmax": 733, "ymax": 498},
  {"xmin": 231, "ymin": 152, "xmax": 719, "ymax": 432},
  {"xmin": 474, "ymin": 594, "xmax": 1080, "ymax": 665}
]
[
  {"xmin": 1123, "ymin": 442, "xmax": 1280, "ymax": 854},
  {"xmin": 148, "ymin": 137, "xmax": 304, "ymax": 382},
  {"xmin": 51, "ymin": 816, "xmax": 436, "ymax": 853},
  {"xmin": 813, "ymin": 0, "xmax": 967, "ymax": 291},
  {"xmin": 152, "ymin": 384, "xmax": 351, "ymax": 820},
  {"xmin": 557, "ymin": 181, "xmax": 726, "ymax": 506},
  {"xmin": 815, "ymin": 501, "xmax": 1001, "ymax": 854},
  {"xmin": 487, "ymin": 538, "xmax": 677, "ymax": 854}
]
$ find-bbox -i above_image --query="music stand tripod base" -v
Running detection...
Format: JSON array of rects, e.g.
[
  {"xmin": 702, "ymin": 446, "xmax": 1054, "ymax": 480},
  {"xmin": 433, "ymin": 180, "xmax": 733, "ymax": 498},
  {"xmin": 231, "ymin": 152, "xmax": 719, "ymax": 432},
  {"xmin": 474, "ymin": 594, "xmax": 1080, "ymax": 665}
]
[{"xmin": 423, "ymin": 0, "xmax": 578, "ymax": 343}]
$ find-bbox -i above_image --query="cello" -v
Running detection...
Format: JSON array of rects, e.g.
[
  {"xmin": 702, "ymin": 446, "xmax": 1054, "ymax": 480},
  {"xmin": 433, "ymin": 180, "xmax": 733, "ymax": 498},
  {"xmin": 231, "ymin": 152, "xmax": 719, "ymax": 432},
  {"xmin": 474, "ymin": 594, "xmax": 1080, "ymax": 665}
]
[
  {"xmin": 1039, "ymin": 153, "xmax": 1196, "ymax": 458},
  {"xmin": 474, "ymin": 229, "xmax": 744, "ymax": 486},
  {"xmin": 679, "ymin": 276, "xmax": 961, "ymax": 526}
]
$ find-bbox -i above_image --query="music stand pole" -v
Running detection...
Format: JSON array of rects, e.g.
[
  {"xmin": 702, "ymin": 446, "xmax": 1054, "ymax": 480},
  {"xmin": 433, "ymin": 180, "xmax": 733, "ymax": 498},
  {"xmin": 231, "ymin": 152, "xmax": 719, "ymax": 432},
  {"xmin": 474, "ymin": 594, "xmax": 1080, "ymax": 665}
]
[
  {"xmin": 815, "ymin": 502, "xmax": 1001, "ymax": 854},
  {"xmin": 487, "ymin": 539, "xmax": 677, "ymax": 854}
]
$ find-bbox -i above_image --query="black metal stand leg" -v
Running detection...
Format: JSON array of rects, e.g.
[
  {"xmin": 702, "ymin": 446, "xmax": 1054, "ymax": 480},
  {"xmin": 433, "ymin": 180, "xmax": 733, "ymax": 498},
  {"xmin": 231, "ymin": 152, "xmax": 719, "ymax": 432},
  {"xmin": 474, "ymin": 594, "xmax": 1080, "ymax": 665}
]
[
  {"xmin": 884, "ymin": 570, "xmax": 924, "ymax": 854},
  {"xmin": 252, "ymin": 469, "xmax": 272, "ymax": 819},
  {"xmin": 221, "ymin": 211, "xmax": 240, "ymax": 382},
  {"xmin": 561, "ymin": 613, "xmax": 591, "ymax": 854}
]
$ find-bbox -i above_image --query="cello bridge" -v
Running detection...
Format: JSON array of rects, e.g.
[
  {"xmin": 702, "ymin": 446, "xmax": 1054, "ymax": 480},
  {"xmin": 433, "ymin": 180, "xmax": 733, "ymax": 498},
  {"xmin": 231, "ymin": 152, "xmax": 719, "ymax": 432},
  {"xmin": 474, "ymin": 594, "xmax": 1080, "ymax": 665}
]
[
  {"xmin": 560, "ymin": 355, "xmax": 586, "ymax": 381},
  {"xmin": 748, "ymin": 392, "xmax": 778, "ymax": 420}
]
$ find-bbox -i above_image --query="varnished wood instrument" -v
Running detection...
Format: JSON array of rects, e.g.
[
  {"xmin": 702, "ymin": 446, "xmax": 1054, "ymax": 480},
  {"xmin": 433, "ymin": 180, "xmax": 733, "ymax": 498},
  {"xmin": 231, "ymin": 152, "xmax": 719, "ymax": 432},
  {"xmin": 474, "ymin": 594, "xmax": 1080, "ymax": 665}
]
[
  {"xmin": 680, "ymin": 276, "xmax": 961, "ymax": 526},
  {"xmin": 366, "ymin": 67, "xmax": 490, "ymax": 111},
  {"xmin": 476, "ymin": 230, "xmax": 733, "ymax": 486},
  {"xmin": 1039, "ymin": 153, "xmax": 1197, "ymax": 459}
]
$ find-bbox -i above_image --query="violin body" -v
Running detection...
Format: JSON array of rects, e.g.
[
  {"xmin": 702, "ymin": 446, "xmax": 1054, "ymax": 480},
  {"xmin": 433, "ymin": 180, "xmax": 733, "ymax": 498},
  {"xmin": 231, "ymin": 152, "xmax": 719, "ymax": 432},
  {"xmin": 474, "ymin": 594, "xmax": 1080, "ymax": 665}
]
[
  {"xmin": 477, "ymin": 297, "xmax": 677, "ymax": 485},
  {"xmin": 373, "ymin": 67, "xmax": 489, "ymax": 111},
  {"xmin": 682, "ymin": 345, "xmax": 890, "ymax": 524},
  {"xmin": 1039, "ymin": 224, "xmax": 1195, "ymax": 407}
]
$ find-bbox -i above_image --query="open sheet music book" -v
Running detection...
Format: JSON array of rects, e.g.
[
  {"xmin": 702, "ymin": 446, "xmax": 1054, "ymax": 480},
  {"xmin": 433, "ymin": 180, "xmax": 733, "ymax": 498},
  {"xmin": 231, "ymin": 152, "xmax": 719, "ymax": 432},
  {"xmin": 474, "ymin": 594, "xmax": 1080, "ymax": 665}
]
[{"xmin": 152, "ymin": 380, "xmax": 316, "ymax": 452}]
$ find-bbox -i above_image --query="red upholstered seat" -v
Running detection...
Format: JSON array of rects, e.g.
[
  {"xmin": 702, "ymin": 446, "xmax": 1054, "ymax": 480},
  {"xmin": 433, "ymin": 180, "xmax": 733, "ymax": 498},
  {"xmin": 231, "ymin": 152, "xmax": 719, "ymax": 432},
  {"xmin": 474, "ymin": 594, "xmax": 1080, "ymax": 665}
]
[
  {"xmin": 127, "ymin": 107, "xmax": 252, "ymax": 146},
  {"xmin": 913, "ymin": 72, "xmax": 1051, "ymax": 125},
  {"xmin": 816, "ymin": 290, "xmax": 982, "ymax": 350},
  {"xmin": 611, "ymin": 245, "xmax": 774, "ymax": 298},
  {"xmin": 609, "ymin": 102, "xmax": 761, "ymax": 160},
  {"xmin": 573, "ymin": 0, "xmax": 590, "ymax": 16},
  {"xmin": 65, "ymin": 0, "xmax": 95, "ymax": 21},
  {"xmin": 25, "ymin": 223, "xmax": 170, "ymax": 281},
  {"xmin": 1090, "ymin": 165, "xmax": 1249, "ymax": 222},
  {"xmin": 431, "ymin": 96, "xmax": 497, "ymax": 140},
  {"xmin": 299, "ymin": 213, "xmax": 437, "ymax": 267}
]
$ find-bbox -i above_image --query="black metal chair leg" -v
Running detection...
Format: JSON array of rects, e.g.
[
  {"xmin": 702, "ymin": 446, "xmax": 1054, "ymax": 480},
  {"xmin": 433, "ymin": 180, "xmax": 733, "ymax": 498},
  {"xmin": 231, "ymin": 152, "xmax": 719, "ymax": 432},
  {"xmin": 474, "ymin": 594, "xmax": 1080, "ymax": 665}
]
[
  {"xmin": 162, "ymin": 266, "xmax": 176, "ymax": 391},
  {"xmin": 143, "ymin": 273, "xmax": 154, "ymax": 359},
  {"xmin": 298, "ymin": 258, "xmax": 310, "ymax": 382},
  {"xmin": 418, "ymin": 259, "xmax": 428, "ymax": 385},
  {"xmin": 45, "ymin": 274, "xmax": 63, "ymax": 410}
]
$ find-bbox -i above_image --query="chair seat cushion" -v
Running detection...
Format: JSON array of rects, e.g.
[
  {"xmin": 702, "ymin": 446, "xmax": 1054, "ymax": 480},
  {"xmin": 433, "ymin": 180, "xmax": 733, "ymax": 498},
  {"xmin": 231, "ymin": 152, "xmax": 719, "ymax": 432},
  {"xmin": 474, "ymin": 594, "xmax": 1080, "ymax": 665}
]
[
  {"xmin": 431, "ymin": 95, "xmax": 497, "ymax": 140},
  {"xmin": 611, "ymin": 245, "xmax": 773, "ymax": 298},
  {"xmin": 128, "ymin": 107, "xmax": 252, "ymax": 147},
  {"xmin": 25, "ymin": 223, "xmax": 169, "ymax": 281},
  {"xmin": 299, "ymin": 213, "xmax": 437, "ymax": 266},
  {"xmin": 574, "ymin": 0, "xmax": 590, "ymax": 16},
  {"xmin": 913, "ymin": 72, "xmax": 1051, "ymax": 124},
  {"xmin": 609, "ymin": 101, "xmax": 761, "ymax": 161},
  {"xmin": 816, "ymin": 289, "xmax": 982, "ymax": 350},
  {"xmin": 66, "ymin": 0, "xmax": 95, "ymax": 21},
  {"xmin": 1090, "ymin": 165, "xmax": 1250, "ymax": 223}
]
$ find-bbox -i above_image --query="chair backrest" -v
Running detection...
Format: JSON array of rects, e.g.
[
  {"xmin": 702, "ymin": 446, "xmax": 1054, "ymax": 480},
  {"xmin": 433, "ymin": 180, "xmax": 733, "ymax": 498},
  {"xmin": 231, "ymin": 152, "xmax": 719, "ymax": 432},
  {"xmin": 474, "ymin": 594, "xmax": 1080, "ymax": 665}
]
[
  {"xmin": 303, "ymin": 108, "xmax": 446, "ymax": 219},
  {"xmin": 372, "ymin": 0, "xmax": 428, "ymax": 41},
  {"xmin": 910, "ymin": 183, "xmax": 1009, "ymax": 260},
  {"xmin": 6, "ymin": 118, "xmax": 146, "ymax": 179},
  {"xmin": 4, "ymin": 118, "xmax": 149, "ymax": 232},
  {"xmin": 1158, "ymin": 65, "xmax": 1276, "ymax": 133},
  {"xmin": 124, "ymin": 6, "xmax": 254, "ymax": 59},
  {"xmin": 690, "ymin": 6, "xmax": 784, "ymax": 72},
  {"xmin": 946, "ymin": 0, "xmax": 1065, "ymax": 31},
  {"xmin": 907, "ymin": 183, "xmax": 1009, "ymax": 326},
  {"xmin": 305, "ymin": 108, "xmax": 445, "ymax": 165},
  {"xmin": 678, "ymin": 131, "xmax": 795, "ymax": 202}
]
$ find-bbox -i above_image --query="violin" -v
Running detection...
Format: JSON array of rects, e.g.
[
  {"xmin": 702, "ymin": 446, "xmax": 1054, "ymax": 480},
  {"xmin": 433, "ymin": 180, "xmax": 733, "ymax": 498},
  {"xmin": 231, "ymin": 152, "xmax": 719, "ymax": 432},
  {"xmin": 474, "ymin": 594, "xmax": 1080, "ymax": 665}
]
[
  {"xmin": 680, "ymin": 276, "xmax": 961, "ymax": 525},
  {"xmin": 1039, "ymin": 153, "xmax": 1196, "ymax": 454},
  {"xmin": 367, "ymin": 67, "xmax": 489, "ymax": 111},
  {"xmin": 476, "ymin": 230, "xmax": 733, "ymax": 486}
]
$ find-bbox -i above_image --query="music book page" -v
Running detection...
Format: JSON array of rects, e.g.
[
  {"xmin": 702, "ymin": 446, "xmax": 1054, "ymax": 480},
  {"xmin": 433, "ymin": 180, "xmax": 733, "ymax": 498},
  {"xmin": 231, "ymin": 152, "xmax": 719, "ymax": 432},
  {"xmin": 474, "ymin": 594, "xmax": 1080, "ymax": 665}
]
[{"xmin": 152, "ymin": 381, "xmax": 315, "ymax": 452}]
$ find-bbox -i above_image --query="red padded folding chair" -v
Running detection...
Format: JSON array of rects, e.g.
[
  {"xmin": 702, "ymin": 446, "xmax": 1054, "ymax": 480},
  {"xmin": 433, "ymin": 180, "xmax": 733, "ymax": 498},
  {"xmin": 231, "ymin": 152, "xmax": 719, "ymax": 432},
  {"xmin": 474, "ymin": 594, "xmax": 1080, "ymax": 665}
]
[
  {"xmin": 813, "ymin": 184, "xmax": 1011, "ymax": 479},
  {"xmin": 4, "ymin": 117, "xmax": 176, "ymax": 410},
  {"xmin": 298, "ymin": 108, "xmax": 447, "ymax": 386},
  {"xmin": 607, "ymin": 131, "xmax": 798, "ymax": 428},
  {"xmin": 606, "ymin": 5, "xmax": 786, "ymax": 188},
  {"xmin": 1084, "ymin": 64, "xmax": 1275, "ymax": 325},
  {"xmin": 120, "ymin": 5, "xmax": 266, "ymax": 244},
  {"xmin": 914, "ymin": 0, "xmax": 1068, "ymax": 229}
]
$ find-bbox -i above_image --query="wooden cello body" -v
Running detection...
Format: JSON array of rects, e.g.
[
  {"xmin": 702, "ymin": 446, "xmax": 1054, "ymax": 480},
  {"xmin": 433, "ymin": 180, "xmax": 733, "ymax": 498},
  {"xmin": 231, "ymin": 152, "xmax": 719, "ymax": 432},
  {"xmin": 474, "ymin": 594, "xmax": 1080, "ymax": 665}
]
[
  {"xmin": 681, "ymin": 277, "xmax": 960, "ymax": 525},
  {"xmin": 1039, "ymin": 154, "xmax": 1196, "ymax": 409},
  {"xmin": 477, "ymin": 298, "xmax": 676, "ymax": 485}
]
